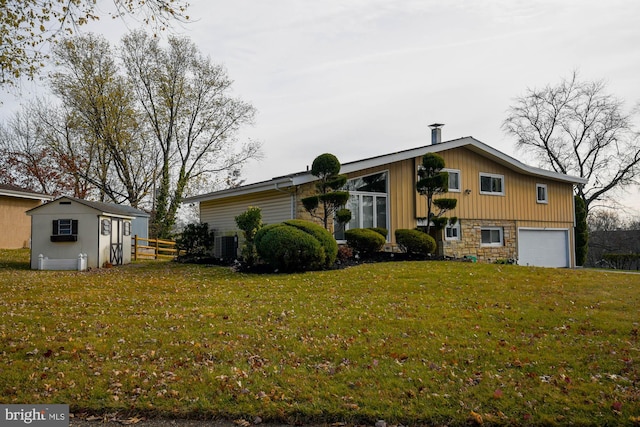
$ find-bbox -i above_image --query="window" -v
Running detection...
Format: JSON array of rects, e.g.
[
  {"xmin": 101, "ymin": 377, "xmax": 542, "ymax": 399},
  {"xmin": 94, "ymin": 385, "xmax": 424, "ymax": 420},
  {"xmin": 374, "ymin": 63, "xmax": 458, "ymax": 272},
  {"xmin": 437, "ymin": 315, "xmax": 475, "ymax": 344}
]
[
  {"xmin": 480, "ymin": 227, "xmax": 503, "ymax": 246},
  {"xmin": 335, "ymin": 171, "xmax": 388, "ymax": 240},
  {"xmin": 480, "ymin": 173, "xmax": 504, "ymax": 195},
  {"xmin": 445, "ymin": 222, "xmax": 461, "ymax": 241},
  {"xmin": 536, "ymin": 184, "xmax": 548, "ymax": 204},
  {"xmin": 124, "ymin": 221, "xmax": 131, "ymax": 236},
  {"xmin": 101, "ymin": 219, "xmax": 111, "ymax": 235},
  {"xmin": 51, "ymin": 219, "xmax": 78, "ymax": 242},
  {"xmin": 444, "ymin": 169, "xmax": 461, "ymax": 192}
]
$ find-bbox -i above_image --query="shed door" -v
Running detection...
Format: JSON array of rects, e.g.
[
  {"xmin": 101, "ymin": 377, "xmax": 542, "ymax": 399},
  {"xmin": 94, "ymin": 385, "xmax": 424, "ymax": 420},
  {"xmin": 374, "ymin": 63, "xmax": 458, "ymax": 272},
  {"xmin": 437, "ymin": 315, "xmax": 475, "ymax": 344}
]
[
  {"xmin": 518, "ymin": 229, "xmax": 569, "ymax": 268},
  {"xmin": 110, "ymin": 218, "xmax": 123, "ymax": 265}
]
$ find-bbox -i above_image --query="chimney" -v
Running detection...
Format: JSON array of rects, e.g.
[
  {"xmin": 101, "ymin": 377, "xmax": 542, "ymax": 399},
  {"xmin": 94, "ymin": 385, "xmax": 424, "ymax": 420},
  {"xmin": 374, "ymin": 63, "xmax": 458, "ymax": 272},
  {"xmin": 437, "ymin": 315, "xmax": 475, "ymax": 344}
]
[{"xmin": 429, "ymin": 123, "xmax": 444, "ymax": 144}]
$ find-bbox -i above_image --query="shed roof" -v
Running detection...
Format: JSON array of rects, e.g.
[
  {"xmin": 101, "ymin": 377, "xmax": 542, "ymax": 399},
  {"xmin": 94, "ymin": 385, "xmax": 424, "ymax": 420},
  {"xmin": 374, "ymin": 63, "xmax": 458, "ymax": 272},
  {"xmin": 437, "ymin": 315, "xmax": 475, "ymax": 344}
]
[{"xmin": 27, "ymin": 196, "xmax": 150, "ymax": 218}]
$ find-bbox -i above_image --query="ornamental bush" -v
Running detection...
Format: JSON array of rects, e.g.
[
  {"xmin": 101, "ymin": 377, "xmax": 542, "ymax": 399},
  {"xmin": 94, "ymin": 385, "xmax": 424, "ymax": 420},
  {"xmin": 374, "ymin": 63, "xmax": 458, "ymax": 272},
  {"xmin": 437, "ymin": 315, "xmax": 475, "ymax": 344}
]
[
  {"xmin": 395, "ymin": 229, "xmax": 436, "ymax": 257},
  {"xmin": 254, "ymin": 220, "xmax": 336, "ymax": 272},
  {"xmin": 176, "ymin": 223, "xmax": 215, "ymax": 258},
  {"xmin": 283, "ymin": 219, "xmax": 338, "ymax": 267},
  {"xmin": 345, "ymin": 228, "xmax": 385, "ymax": 256},
  {"xmin": 369, "ymin": 227, "xmax": 388, "ymax": 238}
]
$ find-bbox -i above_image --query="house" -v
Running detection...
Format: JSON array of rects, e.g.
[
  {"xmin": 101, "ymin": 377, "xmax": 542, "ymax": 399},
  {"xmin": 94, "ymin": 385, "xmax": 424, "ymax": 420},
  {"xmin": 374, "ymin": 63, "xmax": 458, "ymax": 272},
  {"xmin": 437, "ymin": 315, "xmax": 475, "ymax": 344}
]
[
  {"xmin": 184, "ymin": 127, "xmax": 588, "ymax": 267},
  {"xmin": 0, "ymin": 184, "xmax": 53, "ymax": 249},
  {"xmin": 26, "ymin": 196, "xmax": 150, "ymax": 270}
]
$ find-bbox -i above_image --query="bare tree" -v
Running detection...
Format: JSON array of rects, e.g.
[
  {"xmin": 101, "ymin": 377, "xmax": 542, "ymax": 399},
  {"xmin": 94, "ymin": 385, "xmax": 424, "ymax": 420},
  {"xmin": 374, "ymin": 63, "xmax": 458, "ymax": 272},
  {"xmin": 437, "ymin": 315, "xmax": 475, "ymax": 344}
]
[
  {"xmin": 49, "ymin": 34, "xmax": 158, "ymax": 207},
  {"xmin": 121, "ymin": 30, "xmax": 261, "ymax": 238},
  {"xmin": 0, "ymin": 0, "xmax": 189, "ymax": 88},
  {"xmin": 503, "ymin": 71, "xmax": 640, "ymax": 214},
  {"xmin": 0, "ymin": 104, "xmax": 89, "ymax": 197}
]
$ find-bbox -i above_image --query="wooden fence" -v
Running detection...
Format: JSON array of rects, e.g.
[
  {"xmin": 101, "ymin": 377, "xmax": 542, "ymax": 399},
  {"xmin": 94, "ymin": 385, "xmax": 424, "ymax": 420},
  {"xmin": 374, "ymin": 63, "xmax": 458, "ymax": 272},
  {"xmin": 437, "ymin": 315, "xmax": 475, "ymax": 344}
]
[{"xmin": 132, "ymin": 235, "xmax": 181, "ymax": 260}]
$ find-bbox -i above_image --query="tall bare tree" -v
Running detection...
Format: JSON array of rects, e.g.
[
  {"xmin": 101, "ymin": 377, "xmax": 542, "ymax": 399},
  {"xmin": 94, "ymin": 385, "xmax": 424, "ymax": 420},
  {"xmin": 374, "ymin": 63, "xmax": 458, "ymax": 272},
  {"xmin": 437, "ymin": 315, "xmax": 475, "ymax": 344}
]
[
  {"xmin": 121, "ymin": 30, "xmax": 261, "ymax": 237},
  {"xmin": 0, "ymin": 0, "xmax": 189, "ymax": 88},
  {"xmin": 503, "ymin": 71, "xmax": 640, "ymax": 214},
  {"xmin": 49, "ymin": 34, "xmax": 157, "ymax": 207}
]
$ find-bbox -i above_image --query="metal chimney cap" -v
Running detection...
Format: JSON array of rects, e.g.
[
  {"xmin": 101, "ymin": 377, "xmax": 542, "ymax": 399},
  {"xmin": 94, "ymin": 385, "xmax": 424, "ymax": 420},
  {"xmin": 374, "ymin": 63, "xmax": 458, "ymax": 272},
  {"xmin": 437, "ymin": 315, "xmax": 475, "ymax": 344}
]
[{"xmin": 429, "ymin": 123, "xmax": 445, "ymax": 128}]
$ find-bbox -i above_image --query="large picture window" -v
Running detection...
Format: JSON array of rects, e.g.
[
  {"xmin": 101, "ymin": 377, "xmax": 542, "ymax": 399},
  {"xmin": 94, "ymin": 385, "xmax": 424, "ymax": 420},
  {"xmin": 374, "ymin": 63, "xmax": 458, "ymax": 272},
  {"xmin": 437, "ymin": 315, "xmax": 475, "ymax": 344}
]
[{"xmin": 335, "ymin": 171, "xmax": 388, "ymax": 240}]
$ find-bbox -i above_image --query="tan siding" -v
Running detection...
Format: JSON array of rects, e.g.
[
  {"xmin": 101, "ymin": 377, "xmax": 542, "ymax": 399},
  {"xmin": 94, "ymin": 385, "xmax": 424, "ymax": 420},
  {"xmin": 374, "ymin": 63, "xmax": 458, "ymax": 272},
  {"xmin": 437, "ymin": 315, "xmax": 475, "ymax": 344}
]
[
  {"xmin": 337, "ymin": 146, "xmax": 576, "ymax": 248},
  {"xmin": 433, "ymin": 148, "xmax": 575, "ymax": 224},
  {"xmin": 0, "ymin": 196, "xmax": 43, "ymax": 248},
  {"xmin": 200, "ymin": 190, "xmax": 293, "ymax": 235}
]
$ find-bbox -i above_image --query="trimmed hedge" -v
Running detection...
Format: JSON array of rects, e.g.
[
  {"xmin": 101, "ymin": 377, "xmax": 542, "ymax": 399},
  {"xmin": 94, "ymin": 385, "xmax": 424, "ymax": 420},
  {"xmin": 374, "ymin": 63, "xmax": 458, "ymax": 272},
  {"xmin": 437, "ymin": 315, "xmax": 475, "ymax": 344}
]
[
  {"xmin": 369, "ymin": 227, "xmax": 388, "ymax": 238},
  {"xmin": 395, "ymin": 229, "xmax": 436, "ymax": 257},
  {"xmin": 283, "ymin": 219, "xmax": 338, "ymax": 267},
  {"xmin": 254, "ymin": 220, "xmax": 338, "ymax": 272},
  {"xmin": 345, "ymin": 228, "xmax": 385, "ymax": 256}
]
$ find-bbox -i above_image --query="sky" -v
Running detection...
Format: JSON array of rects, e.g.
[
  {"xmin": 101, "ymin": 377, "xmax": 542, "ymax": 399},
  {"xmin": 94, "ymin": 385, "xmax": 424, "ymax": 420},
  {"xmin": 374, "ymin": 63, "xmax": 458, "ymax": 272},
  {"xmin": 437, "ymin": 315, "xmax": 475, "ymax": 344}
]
[{"xmin": 3, "ymin": 0, "xmax": 640, "ymax": 215}]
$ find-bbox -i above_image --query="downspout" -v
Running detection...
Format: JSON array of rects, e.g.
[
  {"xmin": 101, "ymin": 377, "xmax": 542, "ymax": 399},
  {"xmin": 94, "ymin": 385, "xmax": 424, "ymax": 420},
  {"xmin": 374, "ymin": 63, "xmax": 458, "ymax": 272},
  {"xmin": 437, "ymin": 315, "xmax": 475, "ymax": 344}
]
[{"xmin": 275, "ymin": 178, "xmax": 296, "ymax": 219}]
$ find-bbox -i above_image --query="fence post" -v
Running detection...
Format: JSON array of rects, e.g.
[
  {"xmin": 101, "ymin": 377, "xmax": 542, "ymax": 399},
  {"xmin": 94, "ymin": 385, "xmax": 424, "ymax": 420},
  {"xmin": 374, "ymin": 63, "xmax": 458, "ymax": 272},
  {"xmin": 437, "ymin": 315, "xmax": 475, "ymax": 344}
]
[
  {"xmin": 155, "ymin": 237, "xmax": 159, "ymax": 259},
  {"xmin": 133, "ymin": 235, "xmax": 138, "ymax": 261}
]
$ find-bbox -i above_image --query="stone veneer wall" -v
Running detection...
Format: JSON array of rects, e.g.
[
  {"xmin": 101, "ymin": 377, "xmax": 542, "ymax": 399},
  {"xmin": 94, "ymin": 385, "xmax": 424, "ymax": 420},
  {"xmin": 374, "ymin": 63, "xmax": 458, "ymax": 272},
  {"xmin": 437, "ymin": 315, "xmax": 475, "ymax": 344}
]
[
  {"xmin": 441, "ymin": 220, "xmax": 517, "ymax": 263},
  {"xmin": 294, "ymin": 183, "xmax": 334, "ymax": 232}
]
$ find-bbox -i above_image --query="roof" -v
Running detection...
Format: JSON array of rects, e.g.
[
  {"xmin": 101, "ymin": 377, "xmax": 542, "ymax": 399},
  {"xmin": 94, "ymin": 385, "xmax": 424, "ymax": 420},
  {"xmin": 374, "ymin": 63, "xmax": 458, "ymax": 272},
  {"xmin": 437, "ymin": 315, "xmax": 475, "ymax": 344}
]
[
  {"xmin": 27, "ymin": 196, "xmax": 150, "ymax": 218},
  {"xmin": 184, "ymin": 136, "xmax": 588, "ymax": 203},
  {"xmin": 0, "ymin": 183, "xmax": 54, "ymax": 201}
]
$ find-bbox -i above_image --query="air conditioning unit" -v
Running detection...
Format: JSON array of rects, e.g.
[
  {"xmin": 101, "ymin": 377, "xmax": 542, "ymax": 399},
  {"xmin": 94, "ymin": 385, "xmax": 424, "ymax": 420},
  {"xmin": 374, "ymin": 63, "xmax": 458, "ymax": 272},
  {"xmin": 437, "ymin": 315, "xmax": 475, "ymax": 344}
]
[{"xmin": 214, "ymin": 235, "xmax": 238, "ymax": 260}]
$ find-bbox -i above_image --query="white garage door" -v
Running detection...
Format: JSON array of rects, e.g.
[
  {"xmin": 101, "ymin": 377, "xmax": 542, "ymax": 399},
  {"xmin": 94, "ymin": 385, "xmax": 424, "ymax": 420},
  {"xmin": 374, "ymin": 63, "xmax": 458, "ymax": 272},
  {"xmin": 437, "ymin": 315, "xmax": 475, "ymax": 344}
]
[{"xmin": 518, "ymin": 229, "xmax": 570, "ymax": 267}]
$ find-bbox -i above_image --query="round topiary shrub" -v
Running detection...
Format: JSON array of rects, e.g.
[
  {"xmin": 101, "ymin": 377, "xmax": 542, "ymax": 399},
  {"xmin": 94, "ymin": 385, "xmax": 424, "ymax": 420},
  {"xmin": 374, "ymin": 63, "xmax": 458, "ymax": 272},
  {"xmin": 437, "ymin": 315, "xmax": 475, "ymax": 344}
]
[
  {"xmin": 345, "ymin": 228, "xmax": 385, "ymax": 256},
  {"xmin": 395, "ymin": 229, "xmax": 436, "ymax": 257},
  {"xmin": 283, "ymin": 219, "xmax": 338, "ymax": 267},
  {"xmin": 254, "ymin": 221, "xmax": 336, "ymax": 272}
]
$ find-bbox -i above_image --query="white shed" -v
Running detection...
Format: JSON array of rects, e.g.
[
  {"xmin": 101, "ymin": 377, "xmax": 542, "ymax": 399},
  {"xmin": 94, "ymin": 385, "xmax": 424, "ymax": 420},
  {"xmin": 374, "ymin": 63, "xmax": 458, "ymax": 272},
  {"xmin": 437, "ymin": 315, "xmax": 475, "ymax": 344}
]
[{"xmin": 26, "ymin": 196, "xmax": 148, "ymax": 270}]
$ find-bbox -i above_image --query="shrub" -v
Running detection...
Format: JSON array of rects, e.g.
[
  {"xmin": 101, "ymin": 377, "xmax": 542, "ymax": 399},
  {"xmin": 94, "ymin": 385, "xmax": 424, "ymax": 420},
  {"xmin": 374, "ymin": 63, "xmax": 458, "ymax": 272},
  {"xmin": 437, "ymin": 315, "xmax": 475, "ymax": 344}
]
[
  {"xmin": 395, "ymin": 229, "xmax": 436, "ymax": 257},
  {"xmin": 369, "ymin": 227, "xmax": 388, "ymax": 238},
  {"xmin": 345, "ymin": 228, "xmax": 385, "ymax": 256},
  {"xmin": 284, "ymin": 220, "xmax": 338, "ymax": 267},
  {"xmin": 254, "ymin": 223, "xmax": 325, "ymax": 272},
  {"xmin": 176, "ymin": 223, "xmax": 215, "ymax": 258},
  {"xmin": 235, "ymin": 207, "xmax": 263, "ymax": 265},
  {"xmin": 337, "ymin": 245, "xmax": 354, "ymax": 261}
]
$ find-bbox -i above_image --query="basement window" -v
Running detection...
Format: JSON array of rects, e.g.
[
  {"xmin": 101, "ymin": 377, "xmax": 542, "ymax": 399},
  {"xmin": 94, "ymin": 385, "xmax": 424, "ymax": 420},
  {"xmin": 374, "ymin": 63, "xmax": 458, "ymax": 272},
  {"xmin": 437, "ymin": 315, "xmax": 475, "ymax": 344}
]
[{"xmin": 480, "ymin": 227, "xmax": 503, "ymax": 246}]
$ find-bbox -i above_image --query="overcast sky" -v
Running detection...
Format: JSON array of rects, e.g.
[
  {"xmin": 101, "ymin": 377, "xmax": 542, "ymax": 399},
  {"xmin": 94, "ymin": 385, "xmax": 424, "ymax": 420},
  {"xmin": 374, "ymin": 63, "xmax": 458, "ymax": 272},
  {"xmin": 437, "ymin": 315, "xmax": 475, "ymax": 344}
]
[{"xmin": 3, "ymin": 0, "xmax": 640, "ymax": 213}]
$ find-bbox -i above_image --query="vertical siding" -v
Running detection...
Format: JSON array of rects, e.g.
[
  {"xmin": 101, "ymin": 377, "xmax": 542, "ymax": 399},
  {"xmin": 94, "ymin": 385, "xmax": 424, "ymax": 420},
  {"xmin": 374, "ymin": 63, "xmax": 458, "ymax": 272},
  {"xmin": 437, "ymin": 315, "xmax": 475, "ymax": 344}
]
[
  {"xmin": 199, "ymin": 190, "xmax": 294, "ymax": 235},
  {"xmin": 342, "ymin": 146, "xmax": 577, "ymax": 246},
  {"xmin": 425, "ymin": 148, "xmax": 575, "ymax": 224},
  {"xmin": 0, "ymin": 196, "xmax": 42, "ymax": 248}
]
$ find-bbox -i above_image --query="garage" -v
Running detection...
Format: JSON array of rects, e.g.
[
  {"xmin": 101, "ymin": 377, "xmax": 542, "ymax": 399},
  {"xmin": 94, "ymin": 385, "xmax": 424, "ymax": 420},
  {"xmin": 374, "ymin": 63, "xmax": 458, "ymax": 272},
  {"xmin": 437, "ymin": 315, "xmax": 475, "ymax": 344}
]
[{"xmin": 518, "ymin": 229, "xmax": 570, "ymax": 268}]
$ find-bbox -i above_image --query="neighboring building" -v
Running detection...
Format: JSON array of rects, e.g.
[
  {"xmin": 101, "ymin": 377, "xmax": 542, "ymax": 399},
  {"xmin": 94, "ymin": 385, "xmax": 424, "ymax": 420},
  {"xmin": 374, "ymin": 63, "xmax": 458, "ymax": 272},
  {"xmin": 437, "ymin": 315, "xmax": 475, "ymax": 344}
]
[
  {"xmin": 184, "ymin": 128, "xmax": 588, "ymax": 267},
  {"xmin": 0, "ymin": 184, "xmax": 53, "ymax": 249},
  {"xmin": 26, "ymin": 196, "xmax": 149, "ymax": 270}
]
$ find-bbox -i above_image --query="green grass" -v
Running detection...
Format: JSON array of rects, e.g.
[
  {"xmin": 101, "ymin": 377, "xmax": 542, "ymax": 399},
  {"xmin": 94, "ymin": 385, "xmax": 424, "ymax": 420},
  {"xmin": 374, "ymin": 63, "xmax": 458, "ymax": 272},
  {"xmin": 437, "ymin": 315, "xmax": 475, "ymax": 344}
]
[{"xmin": 1, "ymin": 249, "xmax": 639, "ymax": 426}]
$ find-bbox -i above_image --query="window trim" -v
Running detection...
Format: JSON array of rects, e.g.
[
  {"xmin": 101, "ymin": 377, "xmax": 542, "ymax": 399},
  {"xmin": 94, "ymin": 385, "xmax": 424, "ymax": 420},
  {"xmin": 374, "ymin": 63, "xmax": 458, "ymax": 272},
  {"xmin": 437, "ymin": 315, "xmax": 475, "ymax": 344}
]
[
  {"xmin": 479, "ymin": 173, "xmax": 505, "ymax": 196},
  {"xmin": 443, "ymin": 168, "xmax": 461, "ymax": 192},
  {"xmin": 51, "ymin": 219, "xmax": 78, "ymax": 242},
  {"xmin": 444, "ymin": 221, "xmax": 461, "ymax": 241},
  {"xmin": 480, "ymin": 227, "xmax": 503, "ymax": 246},
  {"xmin": 536, "ymin": 183, "xmax": 548, "ymax": 204}
]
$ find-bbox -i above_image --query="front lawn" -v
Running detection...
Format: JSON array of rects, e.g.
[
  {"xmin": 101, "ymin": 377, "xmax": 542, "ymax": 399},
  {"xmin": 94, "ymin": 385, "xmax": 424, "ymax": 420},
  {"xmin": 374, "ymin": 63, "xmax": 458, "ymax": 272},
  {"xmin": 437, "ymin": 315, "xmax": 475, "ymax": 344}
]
[{"xmin": 0, "ymin": 249, "xmax": 638, "ymax": 425}]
